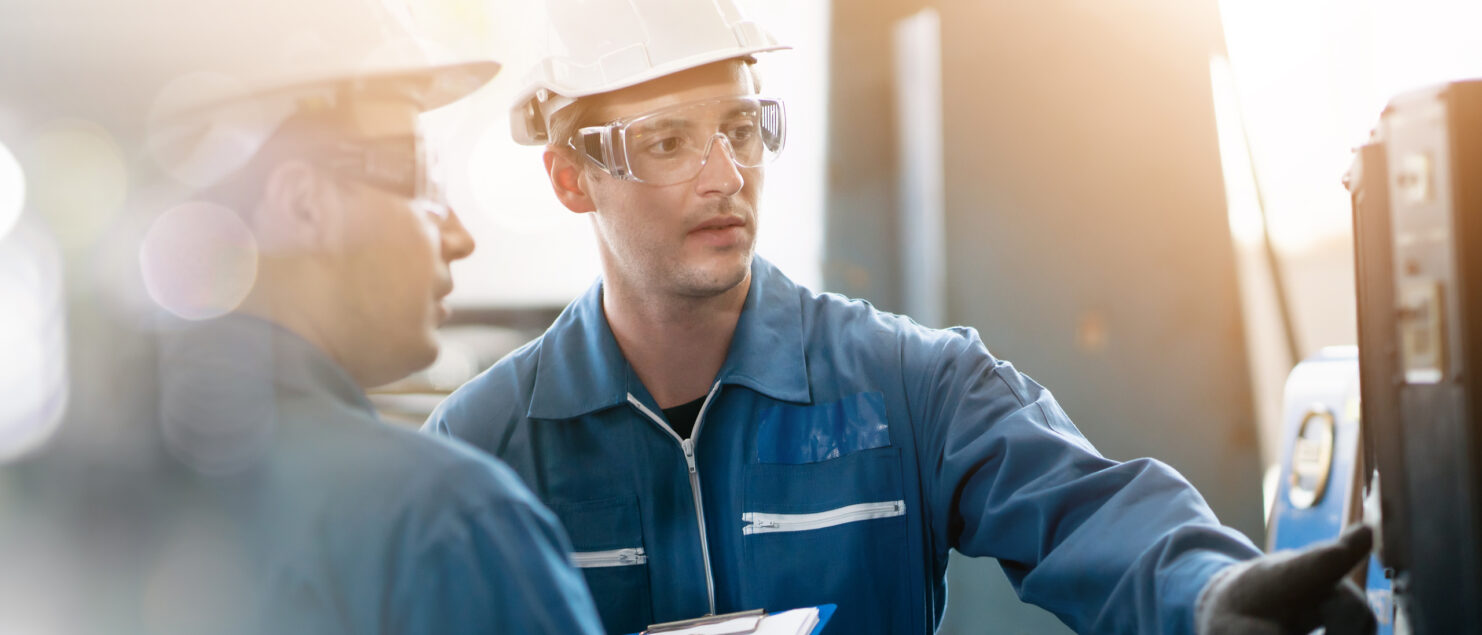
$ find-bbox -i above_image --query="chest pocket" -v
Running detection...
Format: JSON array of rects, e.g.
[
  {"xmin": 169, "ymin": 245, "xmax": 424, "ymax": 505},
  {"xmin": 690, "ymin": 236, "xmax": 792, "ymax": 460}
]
[
  {"xmin": 743, "ymin": 395, "xmax": 914, "ymax": 633},
  {"xmin": 550, "ymin": 496, "xmax": 652, "ymax": 634},
  {"xmin": 754, "ymin": 391, "xmax": 891, "ymax": 464}
]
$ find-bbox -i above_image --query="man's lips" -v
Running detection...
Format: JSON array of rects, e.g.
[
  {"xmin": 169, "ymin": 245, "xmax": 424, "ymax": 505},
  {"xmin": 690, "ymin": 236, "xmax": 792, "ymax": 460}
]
[
  {"xmin": 687, "ymin": 216, "xmax": 748, "ymax": 248},
  {"xmin": 434, "ymin": 281, "xmax": 453, "ymax": 321},
  {"xmin": 689, "ymin": 215, "xmax": 747, "ymax": 233}
]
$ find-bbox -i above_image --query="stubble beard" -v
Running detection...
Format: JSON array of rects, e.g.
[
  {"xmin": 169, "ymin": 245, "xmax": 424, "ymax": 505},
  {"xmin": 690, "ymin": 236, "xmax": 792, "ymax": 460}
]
[
  {"xmin": 669, "ymin": 245, "xmax": 753, "ymax": 299},
  {"xmin": 603, "ymin": 196, "xmax": 759, "ymax": 301},
  {"xmin": 672, "ymin": 200, "xmax": 757, "ymax": 299}
]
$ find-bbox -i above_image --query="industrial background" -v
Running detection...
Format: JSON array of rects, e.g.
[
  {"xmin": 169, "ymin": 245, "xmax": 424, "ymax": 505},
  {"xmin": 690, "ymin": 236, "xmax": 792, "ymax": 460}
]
[{"xmin": 3, "ymin": 0, "xmax": 1482, "ymax": 633}]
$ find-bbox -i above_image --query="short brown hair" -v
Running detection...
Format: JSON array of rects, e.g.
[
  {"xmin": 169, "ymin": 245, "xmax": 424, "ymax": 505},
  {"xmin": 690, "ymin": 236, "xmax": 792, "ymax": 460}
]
[{"xmin": 544, "ymin": 96, "xmax": 601, "ymax": 153}]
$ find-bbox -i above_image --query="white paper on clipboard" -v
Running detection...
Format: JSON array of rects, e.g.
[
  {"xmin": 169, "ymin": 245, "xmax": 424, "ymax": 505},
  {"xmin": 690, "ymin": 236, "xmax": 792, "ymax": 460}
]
[{"xmin": 648, "ymin": 607, "xmax": 819, "ymax": 635}]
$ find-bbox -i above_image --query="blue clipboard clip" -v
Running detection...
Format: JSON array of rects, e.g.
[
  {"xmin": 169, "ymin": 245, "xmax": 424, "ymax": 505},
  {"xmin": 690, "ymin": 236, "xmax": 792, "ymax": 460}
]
[{"xmin": 810, "ymin": 604, "xmax": 836, "ymax": 634}]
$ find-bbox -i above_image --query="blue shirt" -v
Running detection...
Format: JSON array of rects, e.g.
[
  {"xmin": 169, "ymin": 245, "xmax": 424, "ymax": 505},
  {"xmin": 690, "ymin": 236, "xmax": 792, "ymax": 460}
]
[
  {"xmin": 426, "ymin": 257, "xmax": 1261, "ymax": 634},
  {"xmin": 157, "ymin": 316, "xmax": 604, "ymax": 635}
]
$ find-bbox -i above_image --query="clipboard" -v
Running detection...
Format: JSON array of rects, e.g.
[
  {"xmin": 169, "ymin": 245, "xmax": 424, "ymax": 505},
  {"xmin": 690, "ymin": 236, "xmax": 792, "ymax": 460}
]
[
  {"xmin": 646, "ymin": 609, "xmax": 764, "ymax": 634},
  {"xmin": 639, "ymin": 604, "xmax": 835, "ymax": 635}
]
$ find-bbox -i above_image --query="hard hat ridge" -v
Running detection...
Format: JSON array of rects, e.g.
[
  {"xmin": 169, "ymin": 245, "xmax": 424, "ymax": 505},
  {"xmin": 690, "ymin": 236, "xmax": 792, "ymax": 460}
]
[{"xmin": 509, "ymin": 0, "xmax": 788, "ymax": 145}]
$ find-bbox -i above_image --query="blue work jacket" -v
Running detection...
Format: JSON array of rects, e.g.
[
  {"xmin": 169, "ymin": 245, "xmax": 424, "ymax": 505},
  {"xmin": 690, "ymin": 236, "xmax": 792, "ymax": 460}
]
[
  {"xmin": 427, "ymin": 257, "xmax": 1262, "ymax": 634},
  {"xmin": 156, "ymin": 316, "xmax": 604, "ymax": 635}
]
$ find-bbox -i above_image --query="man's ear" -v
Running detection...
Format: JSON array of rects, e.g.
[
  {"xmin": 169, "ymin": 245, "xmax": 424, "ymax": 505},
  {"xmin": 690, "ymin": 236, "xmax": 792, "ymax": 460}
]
[
  {"xmin": 251, "ymin": 160, "xmax": 337, "ymax": 252},
  {"xmin": 544, "ymin": 147, "xmax": 597, "ymax": 214}
]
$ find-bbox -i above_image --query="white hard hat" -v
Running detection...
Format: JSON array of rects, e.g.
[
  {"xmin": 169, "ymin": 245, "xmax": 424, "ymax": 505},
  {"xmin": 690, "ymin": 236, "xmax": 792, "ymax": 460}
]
[
  {"xmin": 104, "ymin": 0, "xmax": 502, "ymax": 187},
  {"xmin": 4, "ymin": 0, "xmax": 500, "ymax": 133},
  {"xmin": 509, "ymin": 0, "xmax": 788, "ymax": 145},
  {"xmin": 143, "ymin": 1, "xmax": 499, "ymax": 118}
]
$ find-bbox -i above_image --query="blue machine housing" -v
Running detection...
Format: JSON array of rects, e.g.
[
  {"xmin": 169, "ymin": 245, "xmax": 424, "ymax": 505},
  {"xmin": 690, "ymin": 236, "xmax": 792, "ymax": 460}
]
[{"xmin": 1267, "ymin": 347, "xmax": 1391, "ymax": 632}]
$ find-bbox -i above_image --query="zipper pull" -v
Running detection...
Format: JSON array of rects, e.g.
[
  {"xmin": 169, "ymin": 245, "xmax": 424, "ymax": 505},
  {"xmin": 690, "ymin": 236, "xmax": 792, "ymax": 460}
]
[{"xmin": 681, "ymin": 438, "xmax": 697, "ymax": 473}]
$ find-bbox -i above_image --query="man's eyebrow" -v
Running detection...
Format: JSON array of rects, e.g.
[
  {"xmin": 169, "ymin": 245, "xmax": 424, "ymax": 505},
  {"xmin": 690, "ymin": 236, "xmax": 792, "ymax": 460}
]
[
  {"xmin": 629, "ymin": 103, "xmax": 759, "ymax": 133},
  {"xmin": 722, "ymin": 104, "xmax": 756, "ymax": 119},
  {"xmin": 633, "ymin": 116, "xmax": 694, "ymax": 132}
]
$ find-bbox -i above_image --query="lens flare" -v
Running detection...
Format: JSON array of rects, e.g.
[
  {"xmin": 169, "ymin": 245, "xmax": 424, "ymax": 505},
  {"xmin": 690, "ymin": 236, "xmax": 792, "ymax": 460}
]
[
  {"xmin": 0, "ymin": 221, "xmax": 68, "ymax": 463},
  {"xmin": 138, "ymin": 201, "xmax": 259, "ymax": 321},
  {"xmin": 28, "ymin": 120, "xmax": 128, "ymax": 251},
  {"xmin": 157, "ymin": 318, "xmax": 277, "ymax": 475},
  {"xmin": 147, "ymin": 72, "xmax": 283, "ymax": 188},
  {"xmin": 0, "ymin": 140, "xmax": 24, "ymax": 241}
]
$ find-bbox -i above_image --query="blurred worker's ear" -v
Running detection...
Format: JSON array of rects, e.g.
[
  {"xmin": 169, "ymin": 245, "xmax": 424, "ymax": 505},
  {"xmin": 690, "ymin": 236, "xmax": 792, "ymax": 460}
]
[
  {"xmin": 252, "ymin": 160, "xmax": 338, "ymax": 252},
  {"xmin": 544, "ymin": 147, "xmax": 597, "ymax": 215}
]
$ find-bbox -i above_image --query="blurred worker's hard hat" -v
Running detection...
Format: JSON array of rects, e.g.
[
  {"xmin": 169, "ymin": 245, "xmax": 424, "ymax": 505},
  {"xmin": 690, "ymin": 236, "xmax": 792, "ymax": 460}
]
[
  {"xmin": 508, "ymin": 0, "xmax": 787, "ymax": 145},
  {"xmin": 0, "ymin": 0, "xmax": 505, "ymax": 203},
  {"xmin": 102, "ymin": 0, "xmax": 502, "ymax": 187},
  {"xmin": 148, "ymin": 0, "xmax": 498, "ymax": 116}
]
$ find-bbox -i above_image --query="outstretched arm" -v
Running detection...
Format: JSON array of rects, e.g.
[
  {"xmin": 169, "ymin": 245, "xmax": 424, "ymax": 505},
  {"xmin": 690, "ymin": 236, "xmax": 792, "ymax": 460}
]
[{"xmin": 909, "ymin": 327, "xmax": 1263, "ymax": 633}]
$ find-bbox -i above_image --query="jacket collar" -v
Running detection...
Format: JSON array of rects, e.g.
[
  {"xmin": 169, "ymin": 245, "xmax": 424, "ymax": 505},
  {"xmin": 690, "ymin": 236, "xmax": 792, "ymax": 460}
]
[
  {"xmin": 527, "ymin": 256, "xmax": 811, "ymax": 420},
  {"xmin": 159, "ymin": 314, "xmax": 378, "ymax": 423},
  {"xmin": 716, "ymin": 257, "xmax": 811, "ymax": 404}
]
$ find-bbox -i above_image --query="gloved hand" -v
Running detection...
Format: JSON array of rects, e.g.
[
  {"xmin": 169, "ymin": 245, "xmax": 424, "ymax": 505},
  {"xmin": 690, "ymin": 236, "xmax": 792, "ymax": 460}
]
[{"xmin": 1196, "ymin": 524, "xmax": 1376, "ymax": 635}]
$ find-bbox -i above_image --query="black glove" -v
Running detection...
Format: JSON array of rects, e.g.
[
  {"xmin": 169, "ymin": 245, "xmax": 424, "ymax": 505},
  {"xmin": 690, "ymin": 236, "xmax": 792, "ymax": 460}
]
[{"xmin": 1196, "ymin": 524, "xmax": 1376, "ymax": 635}]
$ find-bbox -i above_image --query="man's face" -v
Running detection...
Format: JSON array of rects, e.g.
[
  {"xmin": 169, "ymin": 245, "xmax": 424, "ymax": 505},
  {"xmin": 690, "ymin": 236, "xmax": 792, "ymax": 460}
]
[
  {"xmin": 577, "ymin": 61, "xmax": 763, "ymax": 299},
  {"xmin": 323, "ymin": 101, "xmax": 474, "ymax": 385}
]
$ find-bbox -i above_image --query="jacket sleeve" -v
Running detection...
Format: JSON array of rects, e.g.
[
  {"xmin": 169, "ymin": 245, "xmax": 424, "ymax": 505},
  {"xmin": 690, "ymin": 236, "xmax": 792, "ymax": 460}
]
[
  {"xmin": 387, "ymin": 462, "xmax": 605, "ymax": 635},
  {"xmin": 909, "ymin": 326, "xmax": 1261, "ymax": 634}
]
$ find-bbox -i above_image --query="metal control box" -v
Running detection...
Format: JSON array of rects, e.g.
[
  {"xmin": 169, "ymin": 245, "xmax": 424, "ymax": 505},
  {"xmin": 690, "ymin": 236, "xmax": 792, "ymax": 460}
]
[{"xmin": 1349, "ymin": 79, "xmax": 1482, "ymax": 633}]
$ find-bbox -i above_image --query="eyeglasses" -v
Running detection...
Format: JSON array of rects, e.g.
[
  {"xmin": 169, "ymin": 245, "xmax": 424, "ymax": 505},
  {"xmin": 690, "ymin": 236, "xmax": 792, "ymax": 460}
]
[
  {"xmin": 322, "ymin": 134, "xmax": 451, "ymax": 221},
  {"xmin": 571, "ymin": 96, "xmax": 786, "ymax": 186}
]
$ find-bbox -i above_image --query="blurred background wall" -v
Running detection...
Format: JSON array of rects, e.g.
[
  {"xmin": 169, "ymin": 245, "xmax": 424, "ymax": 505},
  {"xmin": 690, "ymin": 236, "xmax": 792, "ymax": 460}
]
[{"xmin": 825, "ymin": 1, "xmax": 1258, "ymax": 631}]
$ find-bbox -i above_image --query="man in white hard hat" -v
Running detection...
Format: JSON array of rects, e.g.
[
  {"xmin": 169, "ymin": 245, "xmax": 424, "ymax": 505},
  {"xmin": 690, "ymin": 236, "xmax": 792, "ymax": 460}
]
[
  {"xmin": 0, "ymin": 1, "xmax": 604, "ymax": 633},
  {"xmin": 428, "ymin": 1, "xmax": 1373, "ymax": 633}
]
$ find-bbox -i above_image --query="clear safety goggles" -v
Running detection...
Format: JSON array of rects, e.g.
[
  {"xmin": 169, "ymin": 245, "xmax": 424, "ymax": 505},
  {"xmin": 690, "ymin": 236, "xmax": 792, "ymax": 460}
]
[
  {"xmin": 571, "ymin": 96, "xmax": 786, "ymax": 186},
  {"xmin": 322, "ymin": 134, "xmax": 451, "ymax": 221}
]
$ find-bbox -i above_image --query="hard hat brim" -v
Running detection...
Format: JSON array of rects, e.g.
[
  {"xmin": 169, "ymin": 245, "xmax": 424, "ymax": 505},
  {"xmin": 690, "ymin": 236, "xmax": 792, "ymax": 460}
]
[
  {"xmin": 163, "ymin": 59, "xmax": 502, "ymax": 125},
  {"xmin": 534, "ymin": 44, "xmax": 786, "ymax": 103},
  {"xmin": 510, "ymin": 44, "xmax": 787, "ymax": 145},
  {"xmin": 395, "ymin": 59, "xmax": 503, "ymax": 112}
]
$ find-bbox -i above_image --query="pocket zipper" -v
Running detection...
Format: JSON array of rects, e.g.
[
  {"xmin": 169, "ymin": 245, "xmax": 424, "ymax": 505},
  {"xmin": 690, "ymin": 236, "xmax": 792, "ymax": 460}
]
[
  {"xmin": 571, "ymin": 547, "xmax": 648, "ymax": 568},
  {"xmin": 741, "ymin": 500, "xmax": 906, "ymax": 535}
]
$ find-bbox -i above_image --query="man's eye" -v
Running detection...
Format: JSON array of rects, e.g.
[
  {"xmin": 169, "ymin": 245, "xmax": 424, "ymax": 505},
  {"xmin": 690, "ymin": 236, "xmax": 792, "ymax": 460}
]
[
  {"xmin": 646, "ymin": 135, "xmax": 686, "ymax": 155},
  {"xmin": 726, "ymin": 123, "xmax": 757, "ymax": 143}
]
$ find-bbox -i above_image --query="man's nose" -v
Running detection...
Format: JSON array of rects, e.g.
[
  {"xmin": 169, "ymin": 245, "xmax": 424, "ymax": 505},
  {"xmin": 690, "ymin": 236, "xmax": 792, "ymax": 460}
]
[
  {"xmin": 694, "ymin": 133, "xmax": 744, "ymax": 195},
  {"xmin": 440, "ymin": 208, "xmax": 476, "ymax": 262}
]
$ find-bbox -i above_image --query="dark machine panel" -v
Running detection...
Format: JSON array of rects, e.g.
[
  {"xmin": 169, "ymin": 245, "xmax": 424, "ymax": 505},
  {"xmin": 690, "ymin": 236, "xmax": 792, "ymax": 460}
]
[{"xmin": 1352, "ymin": 80, "xmax": 1482, "ymax": 633}]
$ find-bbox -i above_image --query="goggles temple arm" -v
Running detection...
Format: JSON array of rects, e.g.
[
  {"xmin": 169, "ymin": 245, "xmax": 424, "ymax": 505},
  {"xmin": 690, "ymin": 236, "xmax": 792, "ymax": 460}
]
[
  {"xmin": 606, "ymin": 127, "xmax": 630, "ymax": 179},
  {"xmin": 575, "ymin": 129, "xmax": 603, "ymax": 171},
  {"xmin": 575, "ymin": 125, "xmax": 640, "ymax": 180}
]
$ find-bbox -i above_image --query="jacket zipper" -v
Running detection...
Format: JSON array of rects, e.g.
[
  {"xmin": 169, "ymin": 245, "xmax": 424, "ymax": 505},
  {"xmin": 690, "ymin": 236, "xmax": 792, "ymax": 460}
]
[
  {"xmin": 571, "ymin": 547, "xmax": 648, "ymax": 568},
  {"xmin": 741, "ymin": 500, "xmax": 907, "ymax": 535},
  {"xmin": 627, "ymin": 380, "xmax": 722, "ymax": 616}
]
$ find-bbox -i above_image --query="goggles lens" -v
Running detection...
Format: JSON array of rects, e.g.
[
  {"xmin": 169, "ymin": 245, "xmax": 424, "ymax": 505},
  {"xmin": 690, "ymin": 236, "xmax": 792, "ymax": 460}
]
[
  {"xmin": 324, "ymin": 134, "xmax": 449, "ymax": 220},
  {"xmin": 575, "ymin": 96, "xmax": 786, "ymax": 185}
]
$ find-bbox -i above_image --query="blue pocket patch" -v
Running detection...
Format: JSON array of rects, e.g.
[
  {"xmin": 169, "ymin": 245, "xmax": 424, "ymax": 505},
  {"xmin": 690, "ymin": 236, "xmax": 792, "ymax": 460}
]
[{"xmin": 756, "ymin": 392, "xmax": 891, "ymax": 464}]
